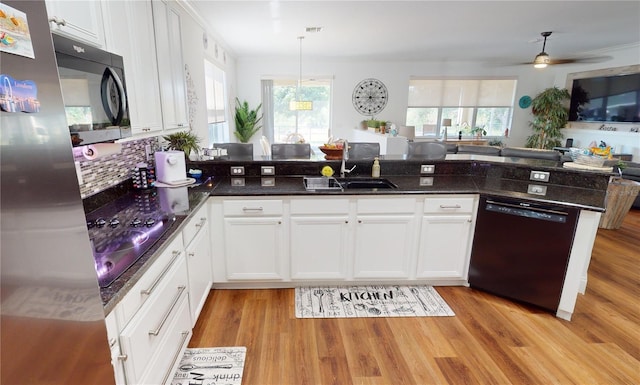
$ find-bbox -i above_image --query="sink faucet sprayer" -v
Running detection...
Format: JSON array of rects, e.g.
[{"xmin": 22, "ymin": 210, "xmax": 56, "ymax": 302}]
[{"xmin": 340, "ymin": 140, "xmax": 356, "ymax": 177}]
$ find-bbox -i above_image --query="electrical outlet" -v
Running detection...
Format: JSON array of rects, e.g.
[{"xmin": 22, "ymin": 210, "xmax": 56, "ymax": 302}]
[
  {"xmin": 145, "ymin": 144, "xmax": 152, "ymax": 162},
  {"xmin": 230, "ymin": 166, "xmax": 245, "ymax": 175},
  {"xmin": 527, "ymin": 184, "xmax": 547, "ymax": 196},
  {"xmin": 420, "ymin": 164, "xmax": 435, "ymax": 174},
  {"xmin": 261, "ymin": 166, "xmax": 275, "ymax": 175},
  {"xmin": 529, "ymin": 170, "xmax": 550, "ymax": 182}
]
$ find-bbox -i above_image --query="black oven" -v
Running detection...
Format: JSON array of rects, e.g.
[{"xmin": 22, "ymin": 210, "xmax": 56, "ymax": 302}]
[{"xmin": 52, "ymin": 34, "xmax": 131, "ymax": 147}]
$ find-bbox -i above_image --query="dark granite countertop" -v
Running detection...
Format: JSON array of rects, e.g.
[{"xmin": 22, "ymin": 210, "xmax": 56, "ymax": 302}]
[
  {"xmin": 207, "ymin": 173, "xmax": 608, "ymax": 211},
  {"xmin": 100, "ymin": 181, "xmax": 212, "ymax": 314}
]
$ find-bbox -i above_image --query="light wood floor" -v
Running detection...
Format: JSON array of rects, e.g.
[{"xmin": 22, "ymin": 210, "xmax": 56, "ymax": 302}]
[{"xmin": 190, "ymin": 209, "xmax": 640, "ymax": 385}]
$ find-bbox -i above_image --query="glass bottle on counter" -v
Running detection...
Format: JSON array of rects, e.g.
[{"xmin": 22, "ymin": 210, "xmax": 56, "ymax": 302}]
[{"xmin": 372, "ymin": 157, "xmax": 380, "ymax": 178}]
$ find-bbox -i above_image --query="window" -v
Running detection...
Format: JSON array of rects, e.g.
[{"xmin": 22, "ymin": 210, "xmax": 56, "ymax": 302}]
[
  {"xmin": 406, "ymin": 78, "xmax": 517, "ymax": 138},
  {"xmin": 262, "ymin": 78, "xmax": 332, "ymax": 147},
  {"xmin": 204, "ymin": 59, "xmax": 228, "ymax": 145}
]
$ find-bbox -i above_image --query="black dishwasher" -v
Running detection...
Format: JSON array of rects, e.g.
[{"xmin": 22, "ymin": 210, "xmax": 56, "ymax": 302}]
[{"xmin": 468, "ymin": 195, "xmax": 580, "ymax": 312}]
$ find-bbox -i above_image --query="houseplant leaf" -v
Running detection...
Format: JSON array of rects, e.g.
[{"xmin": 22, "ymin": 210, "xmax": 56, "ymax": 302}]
[{"xmin": 234, "ymin": 98, "xmax": 263, "ymax": 143}]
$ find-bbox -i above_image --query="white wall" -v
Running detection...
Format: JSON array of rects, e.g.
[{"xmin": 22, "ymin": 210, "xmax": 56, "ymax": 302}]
[
  {"xmin": 174, "ymin": 2, "xmax": 238, "ymax": 148},
  {"xmin": 233, "ymin": 44, "xmax": 640, "ymax": 158},
  {"xmin": 551, "ymin": 45, "xmax": 640, "ymax": 160}
]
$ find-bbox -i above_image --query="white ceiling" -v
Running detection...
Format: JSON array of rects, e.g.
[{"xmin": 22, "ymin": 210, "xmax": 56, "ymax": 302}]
[{"xmin": 187, "ymin": 0, "xmax": 640, "ymax": 65}]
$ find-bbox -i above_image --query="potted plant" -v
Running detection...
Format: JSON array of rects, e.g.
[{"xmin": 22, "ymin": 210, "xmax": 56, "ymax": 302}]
[
  {"xmin": 525, "ymin": 87, "xmax": 571, "ymax": 149},
  {"xmin": 234, "ymin": 98, "xmax": 262, "ymax": 143},
  {"xmin": 163, "ymin": 130, "xmax": 201, "ymax": 158},
  {"xmin": 470, "ymin": 126, "xmax": 487, "ymax": 139}
]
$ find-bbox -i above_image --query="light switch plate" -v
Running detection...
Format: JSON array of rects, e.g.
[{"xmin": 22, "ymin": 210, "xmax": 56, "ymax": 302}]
[
  {"xmin": 230, "ymin": 166, "xmax": 245, "ymax": 175},
  {"xmin": 421, "ymin": 164, "xmax": 435, "ymax": 174},
  {"xmin": 261, "ymin": 177, "xmax": 275, "ymax": 186},
  {"xmin": 527, "ymin": 184, "xmax": 547, "ymax": 195},
  {"xmin": 530, "ymin": 170, "xmax": 550, "ymax": 182},
  {"xmin": 419, "ymin": 177, "xmax": 434, "ymax": 186},
  {"xmin": 261, "ymin": 166, "xmax": 275, "ymax": 175},
  {"xmin": 231, "ymin": 177, "xmax": 245, "ymax": 186}
]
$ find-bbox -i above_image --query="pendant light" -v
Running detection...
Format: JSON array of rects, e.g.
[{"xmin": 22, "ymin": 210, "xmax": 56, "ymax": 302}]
[
  {"xmin": 289, "ymin": 36, "xmax": 313, "ymax": 111},
  {"xmin": 533, "ymin": 31, "xmax": 552, "ymax": 69}
]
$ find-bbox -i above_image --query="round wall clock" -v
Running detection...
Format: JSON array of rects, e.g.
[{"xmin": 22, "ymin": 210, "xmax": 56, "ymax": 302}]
[
  {"xmin": 352, "ymin": 78, "xmax": 388, "ymax": 116},
  {"xmin": 519, "ymin": 95, "xmax": 532, "ymax": 109}
]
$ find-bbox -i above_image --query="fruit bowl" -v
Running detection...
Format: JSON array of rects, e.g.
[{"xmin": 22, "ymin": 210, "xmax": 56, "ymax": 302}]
[{"xmin": 319, "ymin": 146, "xmax": 343, "ymax": 160}]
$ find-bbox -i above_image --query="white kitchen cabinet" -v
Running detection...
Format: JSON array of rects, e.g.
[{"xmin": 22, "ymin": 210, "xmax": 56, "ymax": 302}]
[
  {"xmin": 103, "ymin": 0, "xmax": 163, "ymax": 136},
  {"xmin": 290, "ymin": 198, "xmax": 350, "ymax": 280},
  {"xmin": 152, "ymin": 0, "xmax": 189, "ymax": 131},
  {"xmin": 45, "ymin": 0, "xmax": 105, "ymax": 47},
  {"xmin": 119, "ymin": 253, "xmax": 191, "ymax": 385},
  {"xmin": 107, "ymin": 232, "xmax": 189, "ymax": 385},
  {"xmin": 105, "ymin": 313, "xmax": 126, "ymax": 385},
  {"xmin": 222, "ymin": 200, "xmax": 286, "ymax": 281},
  {"xmin": 416, "ymin": 195, "xmax": 477, "ymax": 281},
  {"xmin": 183, "ymin": 204, "xmax": 212, "ymax": 326},
  {"xmin": 352, "ymin": 197, "xmax": 418, "ymax": 279}
]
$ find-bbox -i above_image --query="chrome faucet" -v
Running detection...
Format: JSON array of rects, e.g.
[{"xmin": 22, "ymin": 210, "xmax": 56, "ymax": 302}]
[{"xmin": 340, "ymin": 140, "xmax": 356, "ymax": 177}]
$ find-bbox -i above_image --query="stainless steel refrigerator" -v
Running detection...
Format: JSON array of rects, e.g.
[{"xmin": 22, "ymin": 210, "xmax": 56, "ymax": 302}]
[{"xmin": 1, "ymin": 1, "xmax": 114, "ymax": 384}]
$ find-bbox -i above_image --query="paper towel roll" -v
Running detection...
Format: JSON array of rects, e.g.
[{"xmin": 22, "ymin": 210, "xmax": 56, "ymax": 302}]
[{"xmin": 82, "ymin": 143, "xmax": 122, "ymax": 160}]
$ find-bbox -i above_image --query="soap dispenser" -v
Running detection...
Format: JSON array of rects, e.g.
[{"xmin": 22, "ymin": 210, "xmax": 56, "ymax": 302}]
[{"xmin": 371, "ymin": 157, "xmax": 380, "ymax": 178}]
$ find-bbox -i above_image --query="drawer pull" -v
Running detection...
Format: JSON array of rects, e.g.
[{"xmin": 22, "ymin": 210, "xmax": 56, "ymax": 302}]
[
  {"xmin": 242, "ymin": 206, "xmax": 263, "ymax": 212},
  {"xmin": 195, "ymin": 217, "xmax": 207, "ymax": 227},
  {"xmin": 117, "ymin": 354, "xmax": 128, "ymax": 361},
  {"xmin": 439, "ymin": 204, "xmax": 462, "ymax": 209},
  {"xmin": 141, "ymin": 250, "xmax": 182, "ymax": 296},
  {"xmin": 161, "ymin": 330, "xmax": 190, "ymax": 385},
  {"xmin": 149, "ymin": 286, "xmax": 186, "ymax": 336}
]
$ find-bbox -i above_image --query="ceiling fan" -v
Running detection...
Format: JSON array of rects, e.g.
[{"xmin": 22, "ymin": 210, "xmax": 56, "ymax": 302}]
[{"xmin": 530, "ymin": 31, "xmax": 611, "ymax": 68}]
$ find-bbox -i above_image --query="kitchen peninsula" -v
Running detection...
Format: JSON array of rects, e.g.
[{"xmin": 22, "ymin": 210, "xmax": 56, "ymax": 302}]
[
  {"xmin": 188, "ymin": 154, "xmax": 611, "ymax": 321},
  {"xmin": 94, "ymin": 153, "xmax": 612, "ymax": 384}
]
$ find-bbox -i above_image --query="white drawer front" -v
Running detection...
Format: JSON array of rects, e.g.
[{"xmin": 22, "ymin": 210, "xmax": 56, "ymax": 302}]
[
  {"xmin": 182, "ymin": 205, "xmax": 207, "ymax": 247},
  {"xmin": 223, "ymin": 199, "xmax": 283, "ymax": 216},
  {"xmin": 117, "ymin": 235, "xmax": 184, "ymax": 328},
  {"xmin": 120, "ymin": 256, "xmax": 189, "ymax": 383},
  {"xmin": 137, "ymin": 297, "xmax": 191, "ymax": 385},
  {"xmin": 290, "ymin": 198, "xmax": 349, "ymax": 215},
  {"xmin": 424, "ymin": 195, "xmax": 475, "ymax": 214},
  {"xmin": 357, "ymin": 197, "xmax": 416, "ymax": 214}
]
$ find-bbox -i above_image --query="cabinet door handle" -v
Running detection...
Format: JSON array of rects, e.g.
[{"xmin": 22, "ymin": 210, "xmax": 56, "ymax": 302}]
[
  {"xmin": 194, "ymin": 217, "xmax": 207, "ymax": 234},
  {"xmin": 141, "ymin": 250, "xmax": 181, "ymax": 295},
  {"xmin": 439, "ymin": 204, "xmax": 462, "ymax": 209},
  {"xmin": 117, "ymin": 354, "xmax": 128, "ymax": 361},
  {"xmin": 149, "ymin": 285, "xmax": 186, "ymax": 336},
  {"xmin": 48, "ymin": 16, "xmax": 66, "ymax": 26},
  {"xmin": 161, "ymin": 331, "xmax": 190, "ymax": 385},
  {"xmin": 242, "ymin": 207, "xmax": 263, "ymax": 212}
]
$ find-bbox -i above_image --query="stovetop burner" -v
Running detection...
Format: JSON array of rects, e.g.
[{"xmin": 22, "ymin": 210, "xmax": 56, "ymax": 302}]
[{"xmin": 86, "ymin": 190, "xmax": 176, "ymax": 287}]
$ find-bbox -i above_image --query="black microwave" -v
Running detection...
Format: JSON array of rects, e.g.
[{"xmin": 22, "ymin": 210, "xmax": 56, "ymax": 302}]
[{"xmin": 52, "ymin": 34, "xmax": 131, "ymax": 147}]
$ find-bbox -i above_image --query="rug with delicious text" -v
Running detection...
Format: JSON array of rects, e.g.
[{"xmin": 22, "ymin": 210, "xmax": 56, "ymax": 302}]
[
  {"xmin": 171, "ymin": 347, "xmax": 246, "ymax": 385},
  {"xmin": 295, "ymin": 285, "xmax": 454, "ymax": 318}
]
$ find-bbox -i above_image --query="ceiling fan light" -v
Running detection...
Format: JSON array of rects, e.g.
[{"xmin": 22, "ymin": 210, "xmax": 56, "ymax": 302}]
[
  {"xmin": 533, "ymin": 52, "xmax": 550, "ymax": 68},
  {"xmin": 533, "ymin": 51, "xmax": 551, "ymax": 68}
]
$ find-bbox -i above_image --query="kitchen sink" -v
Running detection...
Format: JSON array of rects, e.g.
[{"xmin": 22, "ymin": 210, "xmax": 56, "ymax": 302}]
[
  {"xmin": 337, "ymin": 178, "xmax": 398, "ymax": 189},
  {"xmin": 303, "ymin": 177, "xmax": 398, "ymax": 191}
]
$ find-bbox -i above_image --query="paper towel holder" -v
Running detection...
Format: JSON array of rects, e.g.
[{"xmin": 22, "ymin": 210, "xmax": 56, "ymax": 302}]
[{"xmin": 81, "ymin": 142, "xmax": 122, "ymax": 160}]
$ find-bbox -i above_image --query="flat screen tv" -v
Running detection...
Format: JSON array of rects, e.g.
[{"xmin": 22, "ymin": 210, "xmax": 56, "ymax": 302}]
[{"xmin": 568, "ymin": 72, "xmax": 640, "ymax": 123}]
